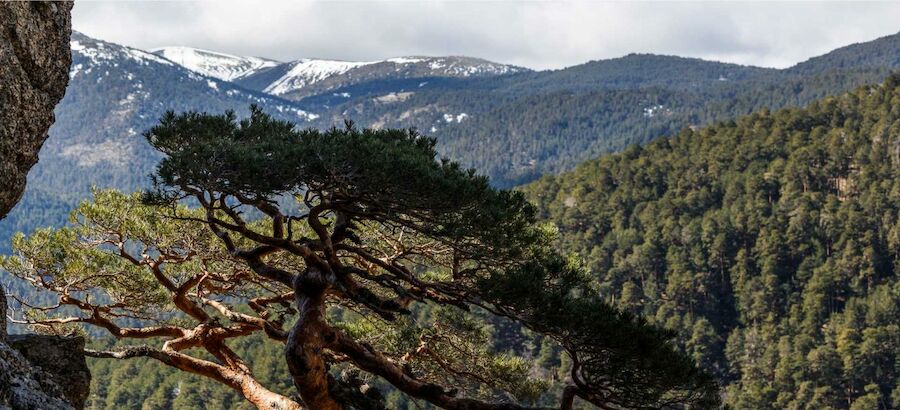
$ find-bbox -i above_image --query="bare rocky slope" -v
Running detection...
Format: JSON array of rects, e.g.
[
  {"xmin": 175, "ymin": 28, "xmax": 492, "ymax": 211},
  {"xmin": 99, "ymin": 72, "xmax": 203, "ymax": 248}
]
[{"xmin": 0, "ymin": 3, "xmax": 89, "ymax": 409}]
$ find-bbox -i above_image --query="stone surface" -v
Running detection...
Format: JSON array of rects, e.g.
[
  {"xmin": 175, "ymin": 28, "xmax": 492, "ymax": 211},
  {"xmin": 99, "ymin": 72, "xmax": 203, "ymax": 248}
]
[
  {"xmin": 7, "ymin": 335, "xmax": 90, "ymax": 409},
  {"xmin": 0, "ymin": 1, "xmax": 73, "ymax": 219},
  {"xmin": 0, "ymin": 341, "xmax": 74, "ymax": 410},
  {"xmin": 0, "ymin": 4, "xmax": 81, "ymax": 410}
]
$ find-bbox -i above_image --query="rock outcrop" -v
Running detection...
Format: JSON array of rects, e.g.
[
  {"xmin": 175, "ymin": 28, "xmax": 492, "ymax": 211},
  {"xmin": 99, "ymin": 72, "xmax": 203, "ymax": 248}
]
[
  {"xmin": 7, "ymin": 335, "xmax": 90, "ymax": 409},
  {"xmin": 0, "ymin": 3, "xmax": 85, "ymax": 410},
  {"xmin": 0, "ymin": 1, "xmax": 73, "ymax": 218},
  {"xmin": 0, "ymin": 341, "xmax": 75, "ymax": 410}
]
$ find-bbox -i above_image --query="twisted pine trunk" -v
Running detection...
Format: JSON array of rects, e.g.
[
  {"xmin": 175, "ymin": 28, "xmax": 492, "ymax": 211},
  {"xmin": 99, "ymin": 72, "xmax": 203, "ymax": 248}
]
[{"xmin": 285, "ymin": 267, "xmax": 342, "ymax": 409}]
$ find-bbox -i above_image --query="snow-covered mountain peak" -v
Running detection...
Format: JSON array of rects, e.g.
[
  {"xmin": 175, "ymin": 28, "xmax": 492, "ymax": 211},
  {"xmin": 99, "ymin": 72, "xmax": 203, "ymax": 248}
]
[
  {"xmin": 70, "ymin": 32, "xmax": 175, "ymax": 75},
  {"xmin": 138, "ymin": 38, "xmax": 529, "ymax": 100},
  {"xmin": 151, "ymin": 46, "xmax": 280, "ymax": 81},
  {"xmin": 263, "ymin": 58, "xmax": 376, "ymax": 95},
  {"xmin": 66, "ymin": 32, "xmax": 318, "ymax": 124},
  {"xmin": 258, "ymin": 55, "xmax": 528, "ymax": 98}
]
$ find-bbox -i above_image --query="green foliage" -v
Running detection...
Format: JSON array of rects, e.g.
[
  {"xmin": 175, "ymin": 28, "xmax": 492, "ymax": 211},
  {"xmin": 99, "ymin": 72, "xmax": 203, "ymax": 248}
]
[
  {"xmin": 334, "ymin": 306, "xmax": 548, "ymax": 404},
  {"xmin": 145, "ymin": 106, "xmax": 543, "ymax": 270},
  {"xmin": 478, "ymin": 252, "xmax": 719, "ymax": 408},
  {"xmin": 2, "ymin": 190, "xmax": 227, "ymax": 321},
  {"xmin": 523, "ymin": 74, "xmax": 900, "ymax": 409},
  {"xmin": 2, "ymin": 190, "xmax": 300, "ymax": 407}
]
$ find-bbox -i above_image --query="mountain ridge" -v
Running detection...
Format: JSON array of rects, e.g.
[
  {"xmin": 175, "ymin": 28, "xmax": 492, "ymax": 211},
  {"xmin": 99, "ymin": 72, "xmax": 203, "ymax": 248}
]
[
  {"xmin": 150, "ymin": 46, "xmax": 280, "ymax": 81},
  {"xmin": 3, "ymin": 29, "xmax": 900, "ymax": 253},
  {"xmin": 140, "ymin": 35, "xmax": 530, "ymax": 100},
  {"xmin": 789, "ymin": 30, "xmax": 900, "ymax": 74}
]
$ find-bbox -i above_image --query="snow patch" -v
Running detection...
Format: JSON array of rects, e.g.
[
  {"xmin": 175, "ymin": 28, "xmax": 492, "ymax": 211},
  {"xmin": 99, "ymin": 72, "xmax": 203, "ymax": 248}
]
[
  {"xmin": 374, "ymin": 92, "xmax": 414, "ymax": 103},
  {"xmin": 69, "ymin": 64, "xmax": 83, "ymax": 79},
  {"xmin": 643, "ymin": 105, "xmax": 665, "ymax": 118},
  {"xmin": 264, "ymin": 59, "xmax": 375, "ymax": 95},
  {"xmin": 443, "ymin": 113, "xmax": 469, "ymax": 123},
  {"xmin": 152, "ymin": 46, "xmax": 279, "ymax": 81},
  {"xmin": 71, "ymin": 37, "xmax": 173, "ymax": 68},
  {"xmin": 387, "ymin": 57, "xmax": 425, "ymax": 64}
]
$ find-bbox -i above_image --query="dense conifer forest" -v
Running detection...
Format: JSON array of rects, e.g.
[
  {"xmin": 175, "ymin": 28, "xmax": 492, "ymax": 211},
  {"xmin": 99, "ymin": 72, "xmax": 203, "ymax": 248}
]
[{"xmin": 524, "ymin": 75, "xmax": 900, "ymax": 409}]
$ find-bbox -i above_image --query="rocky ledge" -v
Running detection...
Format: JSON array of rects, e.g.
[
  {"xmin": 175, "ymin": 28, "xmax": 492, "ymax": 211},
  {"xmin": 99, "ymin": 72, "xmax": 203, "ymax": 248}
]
[
  {"xmin": 7, "ymin": 335, "xmax": 91, "ymax": 409},
  {"xmin": 0, "ymin": 287, "xmax": 90, "ymax": 410},
  {"xmin": 0, "ymin": 341, "xmax": 76, "ymax": 410}
]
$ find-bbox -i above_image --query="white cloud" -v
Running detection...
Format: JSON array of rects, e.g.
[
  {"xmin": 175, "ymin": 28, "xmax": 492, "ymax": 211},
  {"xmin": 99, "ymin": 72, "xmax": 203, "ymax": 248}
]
[{"xmin": 72, "ymin": 1, "xmax": 900, "ymax": 70}]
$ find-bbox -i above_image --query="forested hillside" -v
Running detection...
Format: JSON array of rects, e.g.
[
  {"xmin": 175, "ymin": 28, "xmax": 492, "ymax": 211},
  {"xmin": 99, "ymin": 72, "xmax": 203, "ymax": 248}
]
[
  {"xmin": 299, "ymin": 31, "xmax": 900, "ymax": 187},
  {"xmin": 376, "ymin": 64, "xmax": 895, "ymax": 187},
  {"xmin": 523, "ymin": 75, "xmax": 900, "ymax": 409}
]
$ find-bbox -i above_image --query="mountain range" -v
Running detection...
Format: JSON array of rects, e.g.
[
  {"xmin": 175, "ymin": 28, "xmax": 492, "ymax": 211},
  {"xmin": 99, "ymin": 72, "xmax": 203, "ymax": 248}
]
[
  {"xmin": 151, "ymin": 46, "xmax": 526, "ymax": 100},
  {"xmin": 2, "ymin": 30, "xmax": 900, "ymax": 253}
]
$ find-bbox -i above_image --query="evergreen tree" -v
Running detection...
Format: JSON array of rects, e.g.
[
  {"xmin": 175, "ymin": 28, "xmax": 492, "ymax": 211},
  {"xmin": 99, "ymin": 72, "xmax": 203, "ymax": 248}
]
[{"xmin": 4, "ymin": 109, "xmax": 719, "ymax": 409}]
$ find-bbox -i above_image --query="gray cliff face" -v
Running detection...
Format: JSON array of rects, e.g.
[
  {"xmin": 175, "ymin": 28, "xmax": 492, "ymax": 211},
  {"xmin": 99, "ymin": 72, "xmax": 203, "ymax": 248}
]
[
  {"xmin": 0, "ymin": 3, "xmax": 88, "ymax": 410},
  {"xmin": 7, "ymin": 336, "xmax": 91, "ymax": 409},
  {"xmin": 0, "ymin": 1, "xmax": 73, "ymax": 218},
  {"xmin": 0, "ymin": 341, "xmax": 75, "ymax": 410}
]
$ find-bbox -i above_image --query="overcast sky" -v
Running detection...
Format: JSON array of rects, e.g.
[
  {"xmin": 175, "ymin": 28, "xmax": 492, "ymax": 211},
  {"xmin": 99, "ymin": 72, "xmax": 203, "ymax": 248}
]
[{"xmin": 72, "ymin": 1, "xmax": 900, "ymax": 71}]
